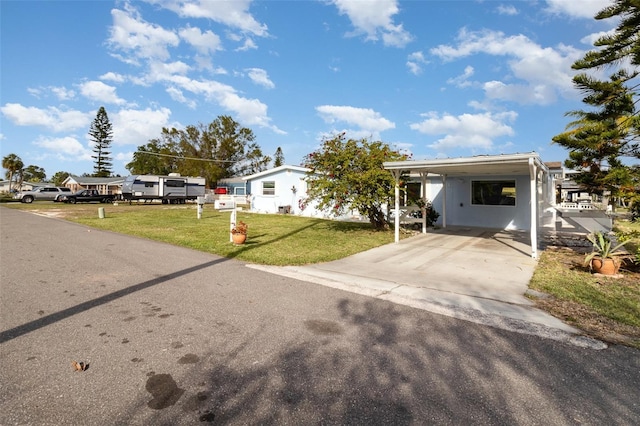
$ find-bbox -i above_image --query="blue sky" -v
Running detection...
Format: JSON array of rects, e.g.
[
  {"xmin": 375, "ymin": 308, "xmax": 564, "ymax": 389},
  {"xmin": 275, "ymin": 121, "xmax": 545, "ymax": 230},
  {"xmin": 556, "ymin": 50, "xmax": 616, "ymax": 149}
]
[{"xmin": 0, "ymin": 0, "xmax": 622, "ymax": 178}]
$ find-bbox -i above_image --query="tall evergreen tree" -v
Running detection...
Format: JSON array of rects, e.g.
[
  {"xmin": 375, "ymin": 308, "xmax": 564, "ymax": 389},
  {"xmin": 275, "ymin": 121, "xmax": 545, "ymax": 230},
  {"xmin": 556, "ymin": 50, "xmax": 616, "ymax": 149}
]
[
  {"xmin": 572, "ymin": 0, "xmax": 640, "ymax": 70},
  {"xmin": 553, "ymin": 71, "xmax": 638, "ymax": 203},
  {"xmin": 89, "ymin": 106, "xmax": 114, "ymax": 177},
  {"xmin": 273, "ymin": 147, "xmax": 285, "ymax": 167},
  {"xmin": 553, "ymin": 0, "xmax": 640, "ymax": 210},
  {"xmin": 569, "ymin": 0, "xmax": 640, "ymax": 160}
]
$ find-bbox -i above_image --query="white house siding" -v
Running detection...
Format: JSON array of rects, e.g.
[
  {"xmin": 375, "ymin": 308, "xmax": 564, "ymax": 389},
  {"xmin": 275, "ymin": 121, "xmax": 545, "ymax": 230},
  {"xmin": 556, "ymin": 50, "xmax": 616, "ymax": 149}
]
[
  {"xmin": 250, "ymin": 170, "xmax": 303, "ymax": 214},
  {"xmin": 431, "ymin": 175, "xmax": 532, "ymax": 231},
  {"xmin": 246, "ymin": 165, "xmax": 362, "ymax": 221}
]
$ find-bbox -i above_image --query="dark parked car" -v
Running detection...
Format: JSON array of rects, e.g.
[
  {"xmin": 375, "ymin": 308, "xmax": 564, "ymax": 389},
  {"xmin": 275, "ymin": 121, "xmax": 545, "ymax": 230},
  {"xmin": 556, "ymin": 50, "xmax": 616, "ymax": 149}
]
[
  {"xmin": 14, "ymin": 187, "xmax": 72, "ymax": 203},
  {"xmin": 60, "ymin": 189, "xmax": 114, "ymax": 204}
]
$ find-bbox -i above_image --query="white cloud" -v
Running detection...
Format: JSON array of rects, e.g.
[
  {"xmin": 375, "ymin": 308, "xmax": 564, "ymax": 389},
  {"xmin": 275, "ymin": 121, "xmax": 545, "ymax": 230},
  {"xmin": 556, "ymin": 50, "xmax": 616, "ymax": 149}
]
[
  {"xmin": 410, "ymin": 111, "xmax": 517, "ymax": 151},
  {"xmin": 329, "ymin": 0, "xmax": 413, "ymax": 48},
  {"xmin": 496, "ymin": 5, "xmax": 518, "ymax": 16},
  {"xmin": 27, "ymin": 86, "xmax": 75, "ymax": 100},
  {"xmin": 91, "ymin": 4, "xmax": 282, "ymax": 138},
  {"xmin": 111, "ymin": 107, "xmax": 173, "ymax": 145},
  {"xmin": 431, "ymin": 29, "xmax": 583, "ymax": 104},
  {"xmin": 78, "ymin": 81, "xmax": 127, "ymax": 105},
  {"xmin": 146, "ymin": 0, "xmax": 268, "ymax": 36},
  {"xmin": 145, "ymin": 60, "xmax": 191, "ymax": 83},
  {"xmin": 50, "ymin": 86, "xmax": 76, "ymax": 101},
  {"xmin": 166, "ymin": 87, "xmax": 197, "ymax": 109},
  {"xmin": 0, "ymin": 104, "xmax": 91, "ymax": 132},
  {"xmin": 447, "ymin": 66, "xmax": 475, "ymax": 88},
  {"xmin": 100, "ymin": 72, "xmax": 127, "ymax": 83},
  {"xmin": 483, "ymin": 80, "xmax": 557, "ymax": 105},
  {"xmin": 161, "ymin": 74, "xmax": 284, "ymax": 133},
  {"xmin": 406, "ymin": 51, "xmax": 428, "ymax": 75},
  {"xmin": 219, "ymin": 91, "xmax": 285, "ymax": 133},
  {"xmin": 179, "ymin": 26, "xmax": 222, "ymax": 55},
  {"xmin": 108, "ymin": 6, "xmax": 180, "ymax": 62},
  {"xmin": 544, "ymin": 0, "xmax": 610, "ymax": 19},
  {"xmin": 246, "ymin": 68, "xmax": 275, "ymax": 89},
  {"xmin": 316, "ymin": 105, "xmax": 395, "ymax": 135},
  {"xmin": 580, "ymin": 30, "xmax": 613, "ymax": 47},
  {"xmin": 235, "ymin": 37, "xmax": 257, "ymax": 52},
  {"xmin": 33, "ymin": 135, "xmax": 91, "ymax": 158},
  {"xmin": 27, "ymin": 87, "xmax": 43, "ymax": 98}
]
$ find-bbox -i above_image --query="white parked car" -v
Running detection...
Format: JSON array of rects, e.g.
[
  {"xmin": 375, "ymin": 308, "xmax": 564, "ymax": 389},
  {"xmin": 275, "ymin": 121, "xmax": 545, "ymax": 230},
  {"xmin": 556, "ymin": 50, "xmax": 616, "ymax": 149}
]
[{"xmin": 13, "ymin": 187, "xmax": 72, "ymax": 203}]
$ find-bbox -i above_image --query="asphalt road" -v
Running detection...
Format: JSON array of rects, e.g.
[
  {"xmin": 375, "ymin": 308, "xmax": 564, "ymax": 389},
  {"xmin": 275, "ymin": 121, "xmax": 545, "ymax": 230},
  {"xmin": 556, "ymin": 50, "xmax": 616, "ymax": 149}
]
[{"xmin": 1, "ymin": 206, "xmax": 639, "ymax": 425}]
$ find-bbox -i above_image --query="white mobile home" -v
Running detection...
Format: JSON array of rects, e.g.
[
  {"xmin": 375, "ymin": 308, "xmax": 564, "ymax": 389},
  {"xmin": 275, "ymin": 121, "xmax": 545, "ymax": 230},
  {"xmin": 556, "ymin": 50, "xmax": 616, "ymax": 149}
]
[
  {"xmin": 385, "ymin": 152, "xmax": 553, "ymax": 258},
  {"xmin": 242, "ymin": 165, "xmax": 360, "ymax": 219},
  {"xmin": 243, "ymin": 165, "xmax": 310, "ymax": 215}
]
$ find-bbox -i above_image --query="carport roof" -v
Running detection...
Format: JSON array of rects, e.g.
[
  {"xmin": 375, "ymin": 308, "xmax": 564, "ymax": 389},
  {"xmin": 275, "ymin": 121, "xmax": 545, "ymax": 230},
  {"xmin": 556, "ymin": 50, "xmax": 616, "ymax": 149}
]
[{"xmin": 383, "ymin": 152, "xmax": 548, "ymax": 177}]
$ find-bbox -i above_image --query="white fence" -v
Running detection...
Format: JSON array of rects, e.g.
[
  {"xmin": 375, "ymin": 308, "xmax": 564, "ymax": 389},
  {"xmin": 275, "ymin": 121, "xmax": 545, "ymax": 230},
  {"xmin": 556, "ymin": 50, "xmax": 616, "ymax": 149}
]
[{"xmin": 559, "ymin": 202, "xmax": 597, "ymax": 210}]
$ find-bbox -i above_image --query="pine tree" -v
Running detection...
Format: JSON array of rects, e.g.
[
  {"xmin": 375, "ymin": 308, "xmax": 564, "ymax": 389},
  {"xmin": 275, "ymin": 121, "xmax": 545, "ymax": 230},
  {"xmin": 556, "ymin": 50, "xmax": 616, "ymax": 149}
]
[
  {"xmin": 553, "ymin": 0, "xmax": 640, "ymax": 210},
  {"xmin": 569, "ymin": 0, "xmax": 640, "ymax": 160},
  {"xmin": 553, "ymin": 71, "xmax": 637, "ymax": 203},
  {"xmin": 274, "ymin": 147, "xmax": 285, "ymax": 167},
  {"xmin": 572, "ymin": 0, "xmax": 640, "ymax": 70},
  {"xmin": 89, "ymin": 106, "xmax": 114, "ymax": 177}
]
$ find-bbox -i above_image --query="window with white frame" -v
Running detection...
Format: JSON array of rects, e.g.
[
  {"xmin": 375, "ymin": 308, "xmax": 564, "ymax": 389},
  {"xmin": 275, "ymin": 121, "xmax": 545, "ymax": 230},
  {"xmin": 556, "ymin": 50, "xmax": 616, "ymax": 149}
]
[
  {"xmin": 262, "ymin": 181, "xmax": 275, "ymax": 195},
  {"xmin": 471, "ymin": 180, "xmax": 516, "ymax": 206}
]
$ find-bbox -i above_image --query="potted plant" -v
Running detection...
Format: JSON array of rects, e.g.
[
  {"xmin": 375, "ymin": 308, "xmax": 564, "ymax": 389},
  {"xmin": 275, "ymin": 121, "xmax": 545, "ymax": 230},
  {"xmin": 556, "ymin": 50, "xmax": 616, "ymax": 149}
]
[
  {"xmin": 231, "ymin": 221, "xmax": 248, "ymax": 245},
  {"xmin": 584, "ymin": 231, "xmax": 626, "ymax": 275}
]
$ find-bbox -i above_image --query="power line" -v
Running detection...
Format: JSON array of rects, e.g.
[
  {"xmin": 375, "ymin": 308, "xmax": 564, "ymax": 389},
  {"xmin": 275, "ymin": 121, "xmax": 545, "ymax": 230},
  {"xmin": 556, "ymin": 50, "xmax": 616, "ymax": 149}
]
[{"xmin": 136, "ymin": 150, "xmax": 237, "ymax": 163}]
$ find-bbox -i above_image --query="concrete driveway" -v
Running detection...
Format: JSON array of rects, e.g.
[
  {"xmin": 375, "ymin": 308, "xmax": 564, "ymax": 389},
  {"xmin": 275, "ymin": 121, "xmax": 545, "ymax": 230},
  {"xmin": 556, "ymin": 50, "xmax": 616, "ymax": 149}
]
[{"xmin": 253, "ymin": 227, "xmax": 595, "ymax": 346}]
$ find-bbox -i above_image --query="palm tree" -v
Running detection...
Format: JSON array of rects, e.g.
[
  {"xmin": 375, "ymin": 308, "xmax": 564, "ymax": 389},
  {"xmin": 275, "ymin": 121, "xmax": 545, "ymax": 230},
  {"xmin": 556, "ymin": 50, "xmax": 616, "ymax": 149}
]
[{"xmin": 2, "ymin": 153, "xmax": 24, "ymax": 191}]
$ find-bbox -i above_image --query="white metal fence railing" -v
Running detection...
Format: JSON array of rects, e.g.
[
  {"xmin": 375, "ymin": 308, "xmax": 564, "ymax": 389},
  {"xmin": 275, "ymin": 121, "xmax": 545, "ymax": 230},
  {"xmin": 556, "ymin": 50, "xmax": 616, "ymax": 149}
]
[{"xmin": 559, "ymin": 202, "xmax": 596, "ymax": 210}]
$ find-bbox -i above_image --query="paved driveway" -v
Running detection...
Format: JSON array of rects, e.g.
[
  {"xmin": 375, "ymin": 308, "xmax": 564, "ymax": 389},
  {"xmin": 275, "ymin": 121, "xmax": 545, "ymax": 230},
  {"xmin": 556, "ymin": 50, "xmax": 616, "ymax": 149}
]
[{"xmin": 254, "ymin": 227, "xmax": 588, "ymax": 344}]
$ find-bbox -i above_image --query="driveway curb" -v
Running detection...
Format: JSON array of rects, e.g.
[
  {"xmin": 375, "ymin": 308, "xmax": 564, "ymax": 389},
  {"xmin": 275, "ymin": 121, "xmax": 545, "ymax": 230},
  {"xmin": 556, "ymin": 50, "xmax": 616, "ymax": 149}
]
[{"xmin": 249, "ymin": 264, "xmax": 607, "ymax": 350}]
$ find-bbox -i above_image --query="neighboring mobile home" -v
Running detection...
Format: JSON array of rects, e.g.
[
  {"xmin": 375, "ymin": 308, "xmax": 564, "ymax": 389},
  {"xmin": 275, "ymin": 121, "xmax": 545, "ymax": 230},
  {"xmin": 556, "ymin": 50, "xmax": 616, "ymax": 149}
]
[
  {"xmin": 243, "ymin": 165, "xmax": 312, "ymax": 216},
  {"xmin": 242, "ymin": 165, "xmax": 360, "ymax": 219}
]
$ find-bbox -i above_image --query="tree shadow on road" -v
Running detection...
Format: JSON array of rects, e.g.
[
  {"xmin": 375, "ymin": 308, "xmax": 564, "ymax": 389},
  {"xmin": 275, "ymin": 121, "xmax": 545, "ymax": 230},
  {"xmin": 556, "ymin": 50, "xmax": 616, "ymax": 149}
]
[{"xmin": 145, "ymin": 297, "xmax": 640, "ymax": 425}]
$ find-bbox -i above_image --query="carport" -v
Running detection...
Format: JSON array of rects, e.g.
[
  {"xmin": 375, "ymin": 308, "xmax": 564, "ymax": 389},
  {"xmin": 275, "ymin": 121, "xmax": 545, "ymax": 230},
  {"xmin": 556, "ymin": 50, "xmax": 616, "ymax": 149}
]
[{"xmin": 383, "ymin": 152, "xmax": 551, "ymax": 259}]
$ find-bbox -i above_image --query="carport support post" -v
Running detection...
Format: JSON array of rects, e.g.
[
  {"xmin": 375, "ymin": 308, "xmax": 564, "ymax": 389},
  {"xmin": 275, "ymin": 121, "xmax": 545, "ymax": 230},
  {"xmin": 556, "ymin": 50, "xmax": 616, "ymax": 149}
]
[
  {"xmin": 442, "ymin": 174, "xmax": 447, "ymax": 228},
  {"xmin": 391, "ymin": 170, "xmax": 402, "ymax": 243},
  {"xmin": 420, "ymin": 172, "xmax": 428, "ymax": 234},
  {"xmin": 529, "ymin": 158, "xmax": 538, "ymax": 259}
]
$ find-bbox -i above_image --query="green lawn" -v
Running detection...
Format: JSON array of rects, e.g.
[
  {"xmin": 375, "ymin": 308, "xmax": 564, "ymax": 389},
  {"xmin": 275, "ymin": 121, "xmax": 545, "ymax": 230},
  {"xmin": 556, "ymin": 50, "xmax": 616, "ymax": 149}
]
[{"xmin": 3, "ymin": 202, "xmax": 400, "ymax": 265}]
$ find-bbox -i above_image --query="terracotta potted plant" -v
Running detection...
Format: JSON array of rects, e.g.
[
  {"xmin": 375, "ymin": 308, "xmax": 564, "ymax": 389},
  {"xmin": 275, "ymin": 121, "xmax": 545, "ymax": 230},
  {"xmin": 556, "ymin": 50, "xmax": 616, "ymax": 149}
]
[
  {"xmin": 584, "ymin": 231, "xmax": 626, "ymax": 275},
  {"xmin": 231, "ymin": 221, "xmax": 248, "ymax": 245}
]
